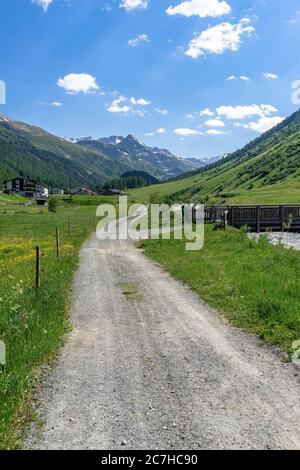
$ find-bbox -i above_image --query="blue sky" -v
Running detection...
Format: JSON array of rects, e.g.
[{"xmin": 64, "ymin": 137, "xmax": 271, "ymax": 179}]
[{"xmin": 0, "ymin": 0, "xmax": 300, "ymax": 159}]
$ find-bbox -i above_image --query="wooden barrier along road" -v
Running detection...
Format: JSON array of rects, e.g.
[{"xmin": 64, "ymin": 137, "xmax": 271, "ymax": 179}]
[{"xmin": 203, "ymin": 204, "xmax": 300, "ymax": 233}]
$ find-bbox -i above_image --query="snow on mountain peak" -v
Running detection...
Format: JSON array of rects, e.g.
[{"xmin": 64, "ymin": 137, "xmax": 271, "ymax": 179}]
[{"xmin": 0, "ymin": 115, "xmax": 11, "ymax": 123}]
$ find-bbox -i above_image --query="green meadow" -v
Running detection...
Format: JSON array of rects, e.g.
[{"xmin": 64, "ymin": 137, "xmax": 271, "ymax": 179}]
[{"xmin": 0, "ymin": 200, "xmax": 104, "ymax": 449}]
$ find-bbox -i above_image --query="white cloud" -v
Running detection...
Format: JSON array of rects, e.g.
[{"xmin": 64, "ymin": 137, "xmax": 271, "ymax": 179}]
[
  {"xmin": 240, "ymin": 17, "xmax": 251, "ymax": 24},
  {"xmin": 227, "ymin": 75, "xmax": 250, "ymax": 81},
  {"xmin": 120, "ymin": 0, "xmax": 148, "ymax": 12},
  {"xmin": 206, "ymin": 129, "xmax": 228, "ymax": 135},
  {"xmin": 286, "ymin": 11, "xmax": 300, "ymax": 24},
  {"xmin": 145, "ymin": 128, "xmax": 166, "ymax": 136},
  {"xmin": 262, "ymin": 72, "xmax": 278, "ymax": 80},
  {"xmin": 205, "ymin": 118, "xmax": 225, "ymax": 127},
  {"xmin": 237, "ymin": 116, "xmax": 284, "ymax": 133},
  {"xmin": 174, "ymin": 128, "xmax": 203, "ymax": 136},
  {"xmin": 108, "ymin": 96, "xmax": 131, "ymax": 114},
  {"xmin": 57, "ymin": 73, "xmax": 99, "ymax": 94},
  {"xmin": 32, "ymin": 0, "xmax": 53, "ymax": 11},
  {"xmin": 200, "ymin": 107, "xmax": 214, "ymax": 117},
  {"xmin": 187, "ymin": 108, "xmax": 215, "ymax": 120},
  {"xmin": 41, "ymin": 101, "xmax": 63, "ymax": 107},
  {"xmin": 166, "ymin": 0, "xmax": 231, "ymax": 18},
  {"xmin": 134, "ymin": 109, "xmax": 146, "ymax": 117},
  {"xmin": 130, "ymin": 97, "xmax": 151, "ymax": 105},
  {"xmin": 155, "ymin": 108, "xmax": 169, "ymax": 115},
  {"xmin": 107, "ymin": 95, "xmax": 151, "ymax": 115},
  {"xmin": 185, "ymin": 113, "xmax": 195, "ymax": 120},
  {"xmin": 128, "ymin": 34, "xmax": 150, "ymax": 47},
  {"xmin": 216, "ymin": 104, "xmax": 278, "ymax": 120},
  {"xmin": 185, "ymin": 21, "xmax": 255, "ymax": 59},
  {"xmin": 50, "ymin": 101, "xmax": 63, "ymax": 107}
]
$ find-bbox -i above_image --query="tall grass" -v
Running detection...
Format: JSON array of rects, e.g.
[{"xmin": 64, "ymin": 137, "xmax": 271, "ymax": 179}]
[
  {"xmin": 0, "ymin": 205, "xmax": 100, "ymax": 449},
  {"xmin": 140, "ymin": 226, "xmax": 300, "ymax": 351}
]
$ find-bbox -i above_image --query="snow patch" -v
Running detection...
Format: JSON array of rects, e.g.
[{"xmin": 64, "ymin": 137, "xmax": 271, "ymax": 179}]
[{"xmin": 0, "ymin": 115, "xmax": 11, "ymax": 123}]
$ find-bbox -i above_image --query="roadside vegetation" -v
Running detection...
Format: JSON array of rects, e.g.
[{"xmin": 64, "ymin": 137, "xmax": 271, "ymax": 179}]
[
  {"xmin": 139, "ymin": 225, "xmax": 300, "ymax": 352},
  {"xmin": 0, "ymin": 201, "xmax": 102, "ymax": 449}
]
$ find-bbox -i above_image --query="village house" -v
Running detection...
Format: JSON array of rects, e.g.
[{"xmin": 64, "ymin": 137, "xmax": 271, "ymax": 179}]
[
  {"xmin": 70, "ymin": 187, "xmax": 98, "ymax": 196},
  {"xmin": 3, "ymin": 177, "xmax": 48, "ymax": 198},
  {"xmin": 98, "ymin": 188, "xmax": 125, "ymax": 196},
  {"xmin": 34, "ymin": 184, "xmax": 49, "ymax": 198},
  {"xmin": 50, "ymin": 188, "xmax": 64, "ymax": 195}
]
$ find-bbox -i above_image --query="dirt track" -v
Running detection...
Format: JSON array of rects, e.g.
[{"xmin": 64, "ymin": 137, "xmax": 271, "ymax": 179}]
[{"xmin": 26, "ymin": 235, "xmax": 300, "ymax": 450}]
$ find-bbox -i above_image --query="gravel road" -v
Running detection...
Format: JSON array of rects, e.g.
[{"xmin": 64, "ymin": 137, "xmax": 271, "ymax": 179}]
[{"xmin": 26, "ymin": 234, "xmax": 300, "ymax": 450}]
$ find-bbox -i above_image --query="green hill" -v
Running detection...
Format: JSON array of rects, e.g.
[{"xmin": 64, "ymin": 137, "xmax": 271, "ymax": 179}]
[{"xmin": 130, "ymin": 109, "xmax": 300, "ymax": 204}]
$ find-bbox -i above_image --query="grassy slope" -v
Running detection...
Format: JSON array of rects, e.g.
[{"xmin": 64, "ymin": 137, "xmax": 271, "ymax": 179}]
[
  {"xmin": 139, "ymin": 226, "xmax": 300, "ymax": 352},
  {"xmin": 130, "ymin": 110, "xmax": 300, "ymax": 205},
  {"xmin": 129, "ymin": 162, "xmax": 300, "ymax": 205},
  {"xmin": 0, "ymin": 192, "xmax": 27, "ymax": 204},
  {"xmin": 0, "ymin": 203, "xmax": 103, "ymax": 449},
  {"xmin": 131, "ymin": 170, "xmax": 300, "ymax": 205}
]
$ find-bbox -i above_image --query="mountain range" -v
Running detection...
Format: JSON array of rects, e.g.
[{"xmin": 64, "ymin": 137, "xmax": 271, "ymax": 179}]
[
  {"xmin": 0, "ymin": 115, "xmax": 204, "ymax": 189},
  {"xmin": 75, "ymin": 135, "xmax": 204, "ymax": 178}
]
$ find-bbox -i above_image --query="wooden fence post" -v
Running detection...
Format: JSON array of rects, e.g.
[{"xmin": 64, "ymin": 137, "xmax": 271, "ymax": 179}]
[
  {"xmin": 56, "ymin": 227, "xmax": 60, "ymax": 258},
  {"xmin": 222, "ymin": 211, "xmax": 227, "ymax": 230},
  {"xmin": 36, "ymin": 246, "xmax": 40, "ymax": 289},
  {"xmin": 256, "ymin": 206, "xmax": 260, "ymax": 233},
  {"xmin": 281, "ymin": 206, "xmax": 285, "ymax": 232}
]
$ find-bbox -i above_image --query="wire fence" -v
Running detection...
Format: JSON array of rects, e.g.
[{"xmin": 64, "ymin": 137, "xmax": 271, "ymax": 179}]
[{"xmin": 0, "ymin": 213, "xmax": 99, "ymax": 289}]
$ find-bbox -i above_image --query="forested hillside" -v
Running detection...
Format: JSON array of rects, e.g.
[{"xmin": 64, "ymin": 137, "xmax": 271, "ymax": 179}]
[{"xmin": 103, "ymin": 170, "xmax": 159, "ymax": 190}]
